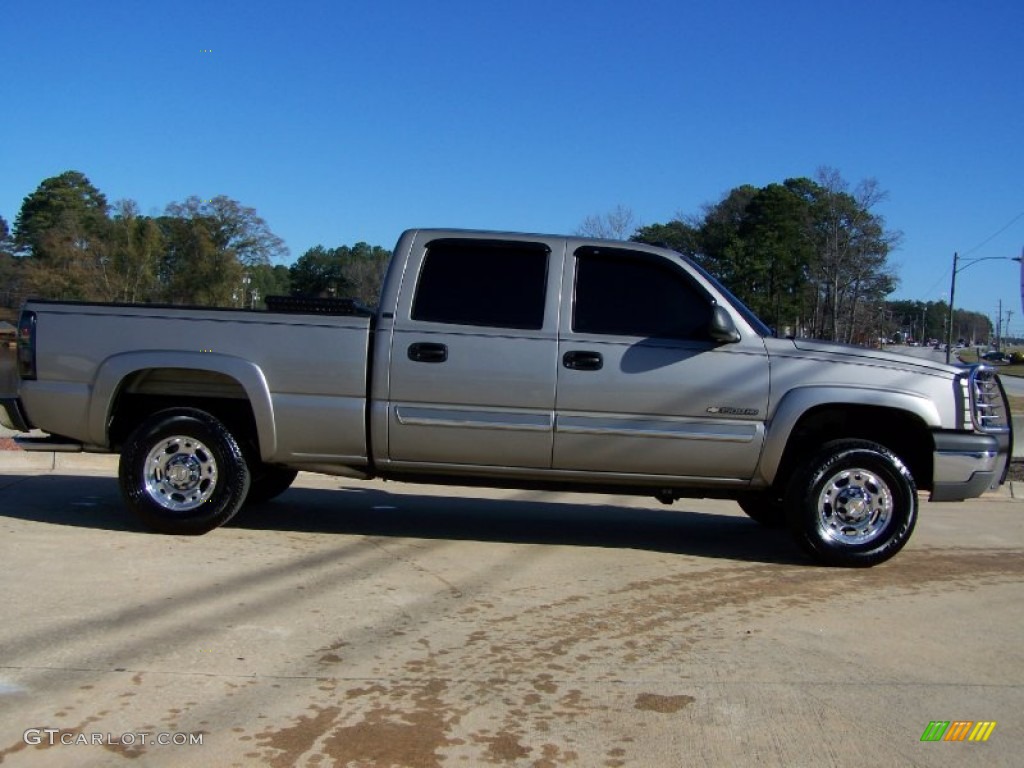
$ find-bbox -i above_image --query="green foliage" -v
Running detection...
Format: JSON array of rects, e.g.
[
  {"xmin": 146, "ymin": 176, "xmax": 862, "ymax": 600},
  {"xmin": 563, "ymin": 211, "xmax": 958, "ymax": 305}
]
[
  {"xmin": 13, "ymin": 171, "xmax": 109, "ymax": 259},
  {"xmin": 8, "ymin": 172, "xmax": 303, "ymax": 309},
  {"xmin": 248, "ymin": 264, "xmax": 291, "ymax": 307},
  {"xmin": 9, "ymin": 171, "xmax": 393, "ymax": 311},
  {"xmin": 633, "ymin": 220, "xmax": 700, "ymax": 257},
  {"xmin": 885, "ymin": 299, "xmax": 992, "ymax": 345},
  {"xmin": 289, "ymin": 245, "xmax": 348, "ymax": 297},
  {"xmin": 9, "ymin": 171, "xmax": 114, "ymax": 302},
  {"xmin": 632, "ymin": 168, "xmax": 899, "ymax": 342},
  {"xmin": 164, "ymin": 196, "xmax": 288, "ymax": 268},
  {"xmin": 156, "ymin": 213, "xmax": 243, "ymax": 305},
  {"xmin": 0, "ymin": 216, "xmax": 19, "ymax": 322},
  {"xmin": 289, "ymin": 242, "xmax": 390, "ymax": 306},
  {"xmin": 106, "ymin": 200, "xmax": 163, "ymax": 303}
]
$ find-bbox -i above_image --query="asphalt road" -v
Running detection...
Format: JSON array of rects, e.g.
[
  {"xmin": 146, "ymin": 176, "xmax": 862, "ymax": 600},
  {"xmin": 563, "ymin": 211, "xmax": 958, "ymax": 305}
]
[{"xmin": 0, "ymin": 467, "xmax": 1021, "ymax": 767}]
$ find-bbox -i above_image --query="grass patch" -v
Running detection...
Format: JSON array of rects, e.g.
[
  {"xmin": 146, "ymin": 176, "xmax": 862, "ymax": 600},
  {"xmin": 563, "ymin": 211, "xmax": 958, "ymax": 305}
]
[{"xmin": 954, "ymin": 348, "xmax": 1024, "ymax": 377}]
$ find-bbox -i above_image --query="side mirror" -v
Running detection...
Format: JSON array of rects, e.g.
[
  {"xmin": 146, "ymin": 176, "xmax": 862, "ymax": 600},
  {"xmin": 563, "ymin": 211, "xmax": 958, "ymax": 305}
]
[{"xmin": 709, "ymin": 305, "xmax": 741, "ymax": 343}]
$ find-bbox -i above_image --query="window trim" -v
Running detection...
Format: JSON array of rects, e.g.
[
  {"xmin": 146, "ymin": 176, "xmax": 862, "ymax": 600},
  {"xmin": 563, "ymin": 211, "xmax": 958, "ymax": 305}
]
[
  {"xmin": 570, "ymin": 245, "xmax": 716, "ymax": 340},
  {"xmin": 410, "ymin": 238, "xmax": 552, "ymax": 331}
]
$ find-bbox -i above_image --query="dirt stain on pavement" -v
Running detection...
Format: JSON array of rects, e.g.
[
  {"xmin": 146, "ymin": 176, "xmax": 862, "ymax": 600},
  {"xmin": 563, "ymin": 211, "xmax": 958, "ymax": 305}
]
[
  {"xmin": 256, "ymin": 678, "xmax": 464, "ymax": 768},
  {"xmin": 256, "ymin": 705, "xmax": 342, "ymax": 768},
  {"xmin": 634, "ymin": 693, "xmax": 695, "ymax": 713},
  {"xmin": 475, "ymin": 729, "xmax": 532, "ymax": 761},
  {"xmin": 247, "ymin": 548, "xmax": 1022, "ymax": 766}
]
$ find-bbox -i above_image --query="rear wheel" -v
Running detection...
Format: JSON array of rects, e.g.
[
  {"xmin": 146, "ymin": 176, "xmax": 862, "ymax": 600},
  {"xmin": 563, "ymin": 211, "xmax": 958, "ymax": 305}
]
[
  {"xmin": 785, "ymin": 439, "xmax": 917, "ymax": 567},
  {"xmin": 119, "ymin": 408, "xmax": 250, "ymax": 535}
]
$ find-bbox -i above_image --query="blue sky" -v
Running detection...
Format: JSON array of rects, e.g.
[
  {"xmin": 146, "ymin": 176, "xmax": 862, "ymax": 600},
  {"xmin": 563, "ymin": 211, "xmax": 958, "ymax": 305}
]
[{"xmin": 2, "ymin": 0, "xmax": 1022, "ymax": 328}]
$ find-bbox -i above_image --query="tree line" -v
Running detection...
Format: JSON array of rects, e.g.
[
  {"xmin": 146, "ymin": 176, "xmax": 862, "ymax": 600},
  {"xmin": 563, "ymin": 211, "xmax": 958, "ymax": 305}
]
[
  {"xmin": 579, "ymin": 169, "xmax": 998, "ymax": 345},
  {"xmin": 1, "ymin": 167, "xmax": 994, "ymax": 346},
  {"xmin": 580, "ymin": 168, "xmax": 913, "ymax": 344},
  {"xmin": 0, "ymin": 170, "xmax": 390, "ymax": 323},
  {"xmin": 886, "ymin": 299, "xmax": 993, "ymax": 347}
]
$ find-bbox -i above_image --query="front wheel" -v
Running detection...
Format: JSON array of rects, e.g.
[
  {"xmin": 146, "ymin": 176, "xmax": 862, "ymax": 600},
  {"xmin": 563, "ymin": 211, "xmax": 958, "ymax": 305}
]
[
  {"xmin": 737, "ymin": 492, "xmax": 786, "ymax": 528},
  {"xmin": 119, "ymin": 408, "xmax": 251, "ymax": 535},
  {"xmin": 245, "ymin": 465, "xmax": 298, "ymax": 505},
  {"xmin": 785, "ymin": 439, "xmax": 917, "ymax": 567}
]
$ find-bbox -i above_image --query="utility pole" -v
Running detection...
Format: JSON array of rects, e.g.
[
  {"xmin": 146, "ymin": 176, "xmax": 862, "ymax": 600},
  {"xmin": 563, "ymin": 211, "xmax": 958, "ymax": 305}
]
[
  {"xmin": 946, "ymin": 251, "xmax": 1024, "ymax": 364},
  {"xmin": 997, "ymin": 299, "xmax": 1003, "ymax": 351},
  {"xmin": 946, "ymin": 252, "xmax": 959, "ymax": 363}
]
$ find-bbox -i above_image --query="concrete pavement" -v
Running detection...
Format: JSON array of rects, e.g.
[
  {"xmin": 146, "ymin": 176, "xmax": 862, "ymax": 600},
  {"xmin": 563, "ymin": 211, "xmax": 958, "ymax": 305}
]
[{"xmin": 0, "ymin": 466, "xmax": 1022, "ymax": 767}]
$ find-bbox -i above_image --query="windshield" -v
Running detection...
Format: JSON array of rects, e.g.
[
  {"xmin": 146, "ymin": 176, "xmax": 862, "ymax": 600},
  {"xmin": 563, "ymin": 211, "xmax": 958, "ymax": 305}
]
[{"xmin": 682, "ymin": 257, "xmax": 774, "ymax": 337}]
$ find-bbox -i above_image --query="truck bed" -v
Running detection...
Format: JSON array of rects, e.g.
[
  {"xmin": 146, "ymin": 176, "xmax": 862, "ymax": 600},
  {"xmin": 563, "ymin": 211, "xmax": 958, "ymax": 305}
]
[{"xmin": 17, "ymin": 300, "xmax": 374, "ymax": 467}]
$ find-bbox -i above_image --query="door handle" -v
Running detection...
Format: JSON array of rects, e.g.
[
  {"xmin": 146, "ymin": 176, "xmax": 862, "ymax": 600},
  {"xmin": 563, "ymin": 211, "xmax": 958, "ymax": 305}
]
[
  {"xmin": 408, "ymin": 342, "xmax": 448, "ymax": 363},
  {"xmin": 563, "ymin": 350, "xmax": 603, "ymax": 371}
]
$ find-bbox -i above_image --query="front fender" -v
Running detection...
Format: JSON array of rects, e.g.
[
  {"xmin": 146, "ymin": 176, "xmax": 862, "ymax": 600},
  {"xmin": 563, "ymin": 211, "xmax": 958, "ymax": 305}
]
[
  {"xmin": 87, "ymin": 351, "xmax": 277, "ymax": 460},
  {"xmin": 758, "ymin": 386, "xmax": 941, "ymax": 484}
]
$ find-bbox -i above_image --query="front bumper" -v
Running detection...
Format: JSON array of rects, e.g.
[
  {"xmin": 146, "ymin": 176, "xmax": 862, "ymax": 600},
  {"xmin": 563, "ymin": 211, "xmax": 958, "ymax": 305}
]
[
  {"xmin": 930, "ymin": 431, "xmax": 1010, "ymax": 501},
  {"xmin": 0, "ymin": 396, "xmax": 33, "ymax": 433}
]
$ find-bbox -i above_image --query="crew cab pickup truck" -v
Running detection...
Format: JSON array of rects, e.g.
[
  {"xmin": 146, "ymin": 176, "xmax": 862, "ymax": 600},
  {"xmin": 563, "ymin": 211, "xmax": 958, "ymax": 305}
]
[{"xmin": 1, "ymin": 229, "xmax": 1013, "ymax": 566}]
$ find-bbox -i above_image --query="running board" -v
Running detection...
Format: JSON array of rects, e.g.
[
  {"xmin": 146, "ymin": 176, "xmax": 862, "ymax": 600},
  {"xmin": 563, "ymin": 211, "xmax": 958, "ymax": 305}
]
[{"xmin": 15, "ymin": 436, "xmax": 85, "ymax": 453}]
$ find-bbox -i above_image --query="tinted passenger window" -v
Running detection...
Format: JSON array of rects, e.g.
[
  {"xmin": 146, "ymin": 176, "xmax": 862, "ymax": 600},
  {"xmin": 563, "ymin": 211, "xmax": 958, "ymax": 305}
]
[
  {"xmin": 412, "ymin": 239, "xmax": 549, "ymax": 330},
  {"xmin": 573, "ymin": 248, "xmax": 712, "ymax": 338}
]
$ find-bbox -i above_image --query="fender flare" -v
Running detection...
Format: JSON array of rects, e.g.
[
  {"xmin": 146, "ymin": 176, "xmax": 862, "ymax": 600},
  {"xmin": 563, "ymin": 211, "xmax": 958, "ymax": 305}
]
[
  {"xmin": 87, "ymin": 351, "xmax": 277, "ymax": 460},
  {"xmin": 759, "ymin": 386, "xmax": 940, "ymax": 484}
]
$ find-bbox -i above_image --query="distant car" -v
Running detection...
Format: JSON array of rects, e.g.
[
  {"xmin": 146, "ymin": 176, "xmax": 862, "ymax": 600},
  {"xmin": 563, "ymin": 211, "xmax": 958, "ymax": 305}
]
[{"xmin": 982, "ymin": 351, "xmax": 1007, "ymax": 363}]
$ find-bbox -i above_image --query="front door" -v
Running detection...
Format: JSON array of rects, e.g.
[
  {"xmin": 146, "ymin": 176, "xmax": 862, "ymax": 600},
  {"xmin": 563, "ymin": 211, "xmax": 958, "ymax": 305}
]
[{"xmin": 553, "ymin": 245, "xmax": 770, "ymax": 479}]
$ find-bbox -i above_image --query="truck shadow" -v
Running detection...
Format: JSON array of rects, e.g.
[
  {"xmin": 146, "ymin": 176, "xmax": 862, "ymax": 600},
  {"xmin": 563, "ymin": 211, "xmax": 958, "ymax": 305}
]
[
  {"xmin": 236, "ymin": 486, "xmax": 803, "ymax": 565},
  {"xmin": 0, "ymin": 474, "xmax": 803, "ymax": 565}
]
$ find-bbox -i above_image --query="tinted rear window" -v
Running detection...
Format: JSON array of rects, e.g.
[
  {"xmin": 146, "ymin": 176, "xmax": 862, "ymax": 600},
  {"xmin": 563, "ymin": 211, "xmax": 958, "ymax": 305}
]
[{"xmin": 412, "ymin": 239, "xmax": 549, "ymax": 330}]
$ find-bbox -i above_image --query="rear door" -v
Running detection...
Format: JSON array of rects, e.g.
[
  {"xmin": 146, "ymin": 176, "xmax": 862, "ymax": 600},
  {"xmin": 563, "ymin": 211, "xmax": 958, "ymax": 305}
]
[
  {"xmin": 385, "ymin": 234, "xmax": 562, "ymax": 469},
  {"xmin": 554, "ymin": 244, "xmax": 770, "ymax": 479}
]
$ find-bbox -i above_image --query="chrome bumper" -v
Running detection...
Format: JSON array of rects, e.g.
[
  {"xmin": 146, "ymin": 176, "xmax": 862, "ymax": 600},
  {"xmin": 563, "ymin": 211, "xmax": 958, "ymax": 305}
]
[{"xmin": 930, "ymin": 431, "xmax": 1008, "ymax": 502}]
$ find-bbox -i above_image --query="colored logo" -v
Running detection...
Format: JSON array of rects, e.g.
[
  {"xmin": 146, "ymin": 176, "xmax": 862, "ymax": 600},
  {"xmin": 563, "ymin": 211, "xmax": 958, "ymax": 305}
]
[{"xmin": 920, "ymin": 721, "xmax": 996, "ymax": 742}]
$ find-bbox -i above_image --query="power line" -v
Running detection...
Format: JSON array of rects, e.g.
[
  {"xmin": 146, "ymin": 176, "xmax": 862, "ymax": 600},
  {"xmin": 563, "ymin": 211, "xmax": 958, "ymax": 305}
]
[
  {"xmin": 913, "ymin": 209, "xmax": 1024, "ymax": 301},
  {"xmin": 920, "ymin": 266, "xmax": 952, "ymax": 302},
  {"xmin": 961, "ymin": 209, "xmax": 1024, "ymax": 258}
]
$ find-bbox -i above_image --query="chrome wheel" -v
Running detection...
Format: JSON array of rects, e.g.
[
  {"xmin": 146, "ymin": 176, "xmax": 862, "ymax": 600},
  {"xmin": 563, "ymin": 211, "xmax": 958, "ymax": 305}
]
[
  {"xmin": 786, "ymin": 439, "xmax": 917, "ymax": 567},
  {"xmin": 120, "ymin": 408, "xmax": 250, "ymax": 534},
  {"xmin": 815, "ymin": 467, "xmax": 893, "ymax": 545},
  {"xmin": 143, "ymin": 435, "xmax": 219, "ymax": 512}
]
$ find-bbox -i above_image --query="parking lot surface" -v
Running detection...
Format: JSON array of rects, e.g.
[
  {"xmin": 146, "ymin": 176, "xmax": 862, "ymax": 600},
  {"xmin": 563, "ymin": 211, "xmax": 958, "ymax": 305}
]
[{"xmin": 0, "ymin": 467, "xmax": 1022, "ymax": 767}]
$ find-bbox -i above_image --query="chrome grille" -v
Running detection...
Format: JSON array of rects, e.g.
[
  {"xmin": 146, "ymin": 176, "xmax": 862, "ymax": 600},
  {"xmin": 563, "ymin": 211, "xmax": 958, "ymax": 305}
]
[{"xmin": 968, "ymin": 366, "xmax": 1010, "ymax": 433}]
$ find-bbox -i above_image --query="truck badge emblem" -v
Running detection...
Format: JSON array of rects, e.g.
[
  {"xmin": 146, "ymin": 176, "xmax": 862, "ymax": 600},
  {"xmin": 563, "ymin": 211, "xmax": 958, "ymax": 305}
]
[{"xmin": 707, "ymin": 406, "xmax": 760, "ymax": 416}]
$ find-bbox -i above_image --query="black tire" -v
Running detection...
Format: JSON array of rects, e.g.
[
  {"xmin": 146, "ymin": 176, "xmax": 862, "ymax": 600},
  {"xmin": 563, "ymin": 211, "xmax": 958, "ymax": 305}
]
[
  {"xmin": 737, "ymin": 492, "xmax": 787, "ymax": 528},
  {"xmin": 118, "ymin": 407, "xmax": 251, "ymax": 535},
  {"xmin": 245, "ymin": 465, "xmax": 298, "ymax": 506},
  {"xmin": 785, "ymin": 439, "xmax": 917, "ymax": 567}
]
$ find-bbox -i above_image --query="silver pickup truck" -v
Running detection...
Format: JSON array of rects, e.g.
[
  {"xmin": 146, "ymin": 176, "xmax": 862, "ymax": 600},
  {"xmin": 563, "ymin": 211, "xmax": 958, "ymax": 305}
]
[{"xmin": 1, "ymin": 228, "xmax": 1012, "ymax": 566}]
